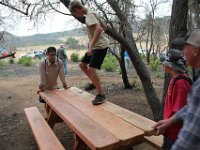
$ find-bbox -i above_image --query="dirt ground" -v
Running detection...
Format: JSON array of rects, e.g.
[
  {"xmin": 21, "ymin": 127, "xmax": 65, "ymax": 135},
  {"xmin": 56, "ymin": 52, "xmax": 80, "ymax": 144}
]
[{"xmin": 0, "ymin": 61, "xmax": 164, "ymax": 150}]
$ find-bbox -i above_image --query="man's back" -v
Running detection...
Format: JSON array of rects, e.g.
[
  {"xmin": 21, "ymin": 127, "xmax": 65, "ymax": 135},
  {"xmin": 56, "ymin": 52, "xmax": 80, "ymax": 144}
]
[{"xmin": 57, "ymin": 47, "xmax": 67, "ymax": 60}]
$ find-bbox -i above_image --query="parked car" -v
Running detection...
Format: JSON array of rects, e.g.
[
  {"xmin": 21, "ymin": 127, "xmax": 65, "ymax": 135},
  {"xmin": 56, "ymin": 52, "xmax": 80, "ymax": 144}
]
[
  {"xmin": 25, "ymin": 50, "xmax": 45, "ymax": 59},
  {"xmin": 0, "ymin": 48, "xmax": 9, "ymax": 57},
  {"xmin": 26, "ymin": 51, "xmax": 35, "ymax": 58},
  {"xmin": 34, "ymin": 51, "xmax": 45, "ymax": 59}
]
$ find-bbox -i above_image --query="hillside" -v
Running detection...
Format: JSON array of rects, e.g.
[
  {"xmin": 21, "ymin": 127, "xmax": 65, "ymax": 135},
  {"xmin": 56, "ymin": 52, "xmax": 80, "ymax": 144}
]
[{"xmin": 2, "ymin": 28, "xmax": 86, "ymax": 47}]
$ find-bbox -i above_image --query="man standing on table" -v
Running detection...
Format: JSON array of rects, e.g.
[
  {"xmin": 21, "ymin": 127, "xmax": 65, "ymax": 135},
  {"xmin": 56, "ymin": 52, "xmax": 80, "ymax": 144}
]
[{"xmin": 69, "ymin": 0, "xmax": 109, "ymax": 105}]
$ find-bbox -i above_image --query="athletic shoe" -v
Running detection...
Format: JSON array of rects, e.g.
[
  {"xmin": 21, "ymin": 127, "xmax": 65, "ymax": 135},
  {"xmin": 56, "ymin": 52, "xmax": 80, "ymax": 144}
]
[
  {"xmin": 92, "ymin": 94, "xmax": 106, "ymax": 105},
  {"xmin": 84, "ymin": 83, "xmax": 96, "ymax": 91}
]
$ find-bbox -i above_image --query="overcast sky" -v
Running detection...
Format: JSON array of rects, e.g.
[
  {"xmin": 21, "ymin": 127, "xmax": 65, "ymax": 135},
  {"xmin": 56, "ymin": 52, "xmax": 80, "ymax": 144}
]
[
  {"xmin": 7, "ymin": 4, "xmax": 79, "ymax": 37},
  {"xmin": 6, "ymin": 0, "xmax": 172, "ymax": 36}
]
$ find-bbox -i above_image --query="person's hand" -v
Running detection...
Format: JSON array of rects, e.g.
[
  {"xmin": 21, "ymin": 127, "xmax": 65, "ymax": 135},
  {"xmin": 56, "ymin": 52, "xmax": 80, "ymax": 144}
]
[
  {"xmin": 38, "ymin": 85, "xmax": 44, "ymax": 94},
  {"xmin": 37, "ymin": 89, "xmax": 44, "ymax": 94},
  {"xmin": 86, "ymin": 48, "xmax": 93, "ymax": 56},
  {"xmin": 39, "ymin": 84, "xmax": 44, "ymax": 90},
  {"xmin": 152, "ymin": 118, "xmax": 175, "ymax": 135}
]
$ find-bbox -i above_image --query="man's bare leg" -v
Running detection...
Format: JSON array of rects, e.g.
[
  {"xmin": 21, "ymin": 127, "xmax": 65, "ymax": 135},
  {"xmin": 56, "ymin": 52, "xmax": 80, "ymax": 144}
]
[
  {"xmin": 79, "ymin": 62, "xmax": 94, "ymax": 82},
  {"xmin": 79, "ymin": 62, "xmax": 96, "ymax": 90},
  {"xmin": 80, "ymin": 63, "xmax": 103, "ymax": 95},
  {"xmin": 88, "ymin": 67, "xmax": 103, "ymax": 95},
  {"xmin": 80, "ymin": 63, "xmax": 105, "ymax": 104}
]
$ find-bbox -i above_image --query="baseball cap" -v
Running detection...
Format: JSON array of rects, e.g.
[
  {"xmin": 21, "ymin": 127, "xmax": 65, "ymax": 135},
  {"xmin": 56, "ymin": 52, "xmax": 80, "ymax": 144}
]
[
  {"xmin": 177, "ymin": 29, "xmax": 200, "ymax": 47},
  {"xmin": 160, "ymin": 49, "xmax": 187, "ymax": 73}
]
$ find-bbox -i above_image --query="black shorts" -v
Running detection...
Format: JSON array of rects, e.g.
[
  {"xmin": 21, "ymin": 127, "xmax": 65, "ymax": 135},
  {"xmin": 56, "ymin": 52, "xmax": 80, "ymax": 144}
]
[{"xmin": 82, "ymin": 47, "xmax": 108, "ymax": 70}]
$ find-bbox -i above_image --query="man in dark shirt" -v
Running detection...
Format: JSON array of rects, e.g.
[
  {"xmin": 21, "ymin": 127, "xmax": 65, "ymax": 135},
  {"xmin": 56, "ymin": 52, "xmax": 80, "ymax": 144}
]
[{"xmin": 57, "ymin": 44, "xmax": 68, "ymax": 76}]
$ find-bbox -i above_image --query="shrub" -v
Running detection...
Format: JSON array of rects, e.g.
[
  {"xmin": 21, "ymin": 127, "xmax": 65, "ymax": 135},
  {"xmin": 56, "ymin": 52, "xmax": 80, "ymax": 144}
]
[
  {"xmin": 140, "ymin": 53, "xmax": 146, "ymax": 61},
  {"xmin": 9, "ymin": 58, "xmax": 15, "ymax": 64},
  {"xmin": 101, "ymin": 54, "xmax": 118, "ymax": 72},
  {"xmin": 149, "ymin": 57, "xmax": 160, "ymax": 72},
  {"xmin": 102, "ymin": 61, "xmax": 115, "ymax": 72},
  {"xmin": 18, "ymin": 56, "xmax": 33, "ymax": 66},
  {"xmin": 70, "ymin": 53, "xmax": 80, "ymax": 62},
  {"xmin": 0, "ymin": 60, "xmax": 5, "ymax": 67}
]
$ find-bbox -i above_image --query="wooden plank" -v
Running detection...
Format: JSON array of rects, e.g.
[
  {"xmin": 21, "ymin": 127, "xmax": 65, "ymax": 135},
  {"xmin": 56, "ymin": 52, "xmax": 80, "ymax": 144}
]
[
  {"xmin": 68, "ymin": 87, "xmax": 156, "ymax": 136},
  {"xmin": 39, "ymin": 91, "xmax": 119, "ymax": 150},
  {"xmin": 68, "ymin": 87, "xmax": 163, "ymax": 148},
  {"xmin": 144, "ymin": 135, "xmax": 163, "ymax": 150},
  {"xmin": 24, "ymin": 107, "xmax": 65, "ymax": 150},
  {"xmin": 53, "ymin": 89, "xmax": 144, "ymax": 146}
]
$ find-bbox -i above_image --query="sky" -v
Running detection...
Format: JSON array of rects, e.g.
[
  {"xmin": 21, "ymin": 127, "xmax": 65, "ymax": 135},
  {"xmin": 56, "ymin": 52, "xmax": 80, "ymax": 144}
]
[
  {"xmin": 4, "ymin": 0, "xmax": 172, "ymax": 36},
  {"xmin": 6, "ymin": 4, "xmax": 80, "ymax": 36}
]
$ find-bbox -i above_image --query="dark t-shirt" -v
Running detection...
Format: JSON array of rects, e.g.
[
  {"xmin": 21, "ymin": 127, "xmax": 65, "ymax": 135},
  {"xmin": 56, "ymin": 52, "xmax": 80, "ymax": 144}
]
[{"xmin": 57, "ymin": 48, "xmax": 67, "ymax": 60}]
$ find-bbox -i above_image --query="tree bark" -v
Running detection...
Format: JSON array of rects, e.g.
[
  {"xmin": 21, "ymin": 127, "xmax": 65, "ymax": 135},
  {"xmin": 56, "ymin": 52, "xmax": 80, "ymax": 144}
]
[
  {"xmin": 106, "ymin": 0, "xmax": 160, "ymax": 120},
  {"xmin": 168, "ymin": 0, "xmax": 188, "ymax": 47}
]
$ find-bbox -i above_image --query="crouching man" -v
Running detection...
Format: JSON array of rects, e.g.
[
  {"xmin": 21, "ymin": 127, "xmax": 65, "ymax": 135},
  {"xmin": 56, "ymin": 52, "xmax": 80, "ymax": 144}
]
[{"xmin": 38, "ymin": 46, "xmax": 67, "ymax": 97}]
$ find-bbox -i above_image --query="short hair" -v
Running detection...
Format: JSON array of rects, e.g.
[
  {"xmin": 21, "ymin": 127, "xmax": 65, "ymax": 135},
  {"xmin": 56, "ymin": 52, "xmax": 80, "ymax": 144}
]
[
  {"xmin": 46, "ymin": 47, "xmax": 56, "ymax": 54},
  {"xmin": 60, "ymin": 44, "xmax": 64, "ymax": 48},
  {"xmin": 69, "ymin": 0, "xmax": 84, "ymax": 12}
]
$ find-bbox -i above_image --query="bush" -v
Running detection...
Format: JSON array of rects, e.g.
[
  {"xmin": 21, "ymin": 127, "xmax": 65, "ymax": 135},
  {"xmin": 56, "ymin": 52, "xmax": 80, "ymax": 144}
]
[
  {"xmin": 9, "ymin": 58, "xmax": 15, "ymax": 64},
  {"xmin": 0, "ymin": 60, "xmax": 5, "ymax": 67},
  {"xmin": 102, "ymin": 54, "xmax": 118, "ymax": 72},
  {"xmin": 18, "ymin": 56, "xmax": 33, "ymax": 66},
  {"xmin": 149, "ymin": 57, "xmax": 160, "ymax": 72},
  {"xmin": 140, "ymin": 53, "xmax": 146, "ymax": 61},
  {"xmin": 70, "ymin": 53, "xmax": 80, "ymax": 62}
]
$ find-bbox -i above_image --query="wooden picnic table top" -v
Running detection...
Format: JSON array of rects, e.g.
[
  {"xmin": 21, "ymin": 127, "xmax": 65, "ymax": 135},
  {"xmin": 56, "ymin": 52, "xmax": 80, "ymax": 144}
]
[{"xmin": 39, "ymin": 87, "xmax": 158, "ymax": 150}]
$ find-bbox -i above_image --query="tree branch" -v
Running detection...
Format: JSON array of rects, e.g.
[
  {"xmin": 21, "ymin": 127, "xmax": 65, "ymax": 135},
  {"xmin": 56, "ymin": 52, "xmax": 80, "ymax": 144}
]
[
  {"xmin": 47, "ymin": 0, "xmax": 71, "ymax": 16},
  {"xmin": 0, "ymin": 2, "xmax": 30, "ymax": 16}
]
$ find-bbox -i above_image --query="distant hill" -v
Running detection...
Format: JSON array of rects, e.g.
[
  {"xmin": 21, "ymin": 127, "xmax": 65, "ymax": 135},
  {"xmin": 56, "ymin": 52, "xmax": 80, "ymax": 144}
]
[{"xmin": 1, "ymin": 28, "xmax": 86, "ymax": 48}]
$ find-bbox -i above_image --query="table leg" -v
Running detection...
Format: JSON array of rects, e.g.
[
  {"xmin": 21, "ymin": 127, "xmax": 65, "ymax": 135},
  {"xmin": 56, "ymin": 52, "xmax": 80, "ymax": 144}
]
[
  {"xmin": 46, "ymin": 107, "xmax": 63, "ymax": 129},
  {"xmin": 73, "ymin": 134, "xmax": 90, "ymax": 150},
  {"xmin": 45, "ymin": 103, "xmax": 51, "ymax": 115}
]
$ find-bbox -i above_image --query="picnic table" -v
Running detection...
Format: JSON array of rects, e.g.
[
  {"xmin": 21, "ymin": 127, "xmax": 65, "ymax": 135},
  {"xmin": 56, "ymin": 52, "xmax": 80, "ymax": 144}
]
[{"xmin": 25, "ymin": 87, "xmax": 163, "ymax": 150}]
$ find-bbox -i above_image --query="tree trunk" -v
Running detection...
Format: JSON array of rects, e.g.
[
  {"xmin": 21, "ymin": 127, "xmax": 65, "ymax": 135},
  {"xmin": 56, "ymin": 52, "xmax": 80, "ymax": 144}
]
[
  {"xmin": 120, "ymin": 46, "xmax": 133, "ymax": 89},
  {"xmin": 161, "ymin": 0, "xmax": 188, "ymax": 119},
  {"xmin": 168, "ymin": 0, "xmax": 188, "ymax": 47},
  {"xmin": 106, "ymin": 0, "xmax": 160, "ymax": 120}
]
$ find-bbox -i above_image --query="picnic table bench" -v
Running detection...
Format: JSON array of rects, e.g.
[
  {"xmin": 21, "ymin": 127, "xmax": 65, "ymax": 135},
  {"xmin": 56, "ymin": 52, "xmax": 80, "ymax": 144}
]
[
  {"xmin": 25, "ymin": 87, "xmax": 163, "ymax": 150},
  {"xmin": 24, "ymin": 107, "xmax": 65, "ymax": 150}
]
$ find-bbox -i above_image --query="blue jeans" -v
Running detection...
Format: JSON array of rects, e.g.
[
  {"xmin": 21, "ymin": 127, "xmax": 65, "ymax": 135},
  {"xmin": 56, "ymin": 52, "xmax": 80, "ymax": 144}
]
[
  {"xmin": 124, "ymin": 57, "xmax": 130, "ymax": 69},
  {"xmin": 62, "ymin": 59, "xmax": 67, "ymax": 75}
]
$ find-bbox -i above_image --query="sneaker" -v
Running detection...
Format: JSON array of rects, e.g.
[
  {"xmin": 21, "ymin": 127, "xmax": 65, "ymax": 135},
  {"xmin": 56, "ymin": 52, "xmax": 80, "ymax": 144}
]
[
  {"xmin": 84, "ymin": 83, "xmax": 96, "ymax": 91},
  {"xmin": 39, "ymin": 97, "xmax": 46, "ymax": 103},
  {"xmin": 92, "ymin": 94, "xmax": 106, "ymax": 105}
]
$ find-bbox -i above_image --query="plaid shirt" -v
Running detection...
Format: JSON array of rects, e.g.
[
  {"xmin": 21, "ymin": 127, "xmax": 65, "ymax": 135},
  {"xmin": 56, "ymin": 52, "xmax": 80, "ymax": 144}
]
[{"xmin": 172, "ymin": 77, "xmax": 200, "ymax": 150}]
